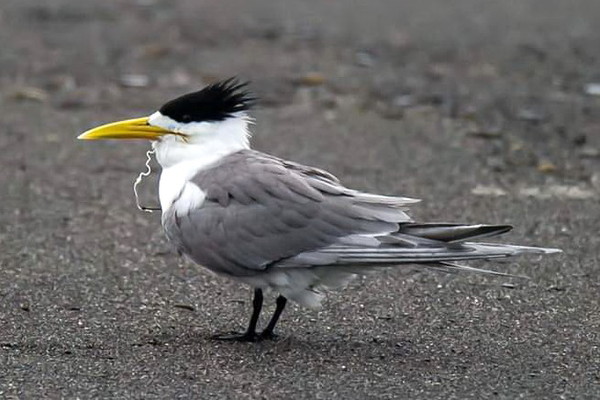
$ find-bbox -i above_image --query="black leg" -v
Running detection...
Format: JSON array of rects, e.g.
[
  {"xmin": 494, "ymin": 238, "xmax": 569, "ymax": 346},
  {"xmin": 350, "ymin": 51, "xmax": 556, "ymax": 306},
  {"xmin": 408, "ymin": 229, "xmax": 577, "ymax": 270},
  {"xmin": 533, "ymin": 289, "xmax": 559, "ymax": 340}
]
[
  {"xmin": 246, "ymin": 288, "xmax": 263, "ymax": 336},
  {"xmin": 260, "ymin": 295, "xmax": 287, "ymax": 340},
  {"xmin": 212, "ymin": 288, "xmax": 263, "ymax": 342}
]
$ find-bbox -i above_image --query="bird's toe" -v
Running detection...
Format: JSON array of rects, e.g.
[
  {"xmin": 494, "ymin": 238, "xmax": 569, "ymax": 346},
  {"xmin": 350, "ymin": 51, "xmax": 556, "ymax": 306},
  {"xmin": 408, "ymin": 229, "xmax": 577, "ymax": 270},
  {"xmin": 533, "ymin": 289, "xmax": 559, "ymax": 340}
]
[{"xmin": 211, "ymin": 331, "xmax": 260, "ymax": 342}]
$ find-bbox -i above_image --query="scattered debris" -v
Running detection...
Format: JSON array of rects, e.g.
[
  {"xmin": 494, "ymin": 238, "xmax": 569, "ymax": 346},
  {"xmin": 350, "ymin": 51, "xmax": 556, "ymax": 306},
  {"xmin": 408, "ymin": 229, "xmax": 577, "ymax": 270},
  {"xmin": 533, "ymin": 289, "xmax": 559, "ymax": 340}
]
[
  {"xmin": 140, "ymin": 43, "xmax": 170, "ymax": 58},
  {"xmin": 591, "ymin": 173, "xmax": 600, "ymax": 189},
  {"xmin": 516, "ymin": 108, "xmax": 545, "ymax": 123},
  {"xmin": 119, "ymin": 74, "xmax": 150, "ymax": 88},
  {"xmin": 296, "ymin": 72, "xmax": 326, "ymax": 87},
  {"xmin": 173, "ymin": 303, "xmax": 195, "ymax": 311},
  {"xmin": 392, "ymin": 94, "xmax": 415, "ymax": 108},
  {"xmin": 8, "ymin": 87, "xmax": 49, "ymax": 102},
  {"xmin": 537, "ymin": 160, "xmax": 557, "ymax": 174},
  {"xmin": 472, "ymin": 184, "xmax": 507, "ymax": 197},
  {"xmin": 467, "ymin": 127, "xmax": 503, "ymax": 139},
  {"xmin": 519, "ymin": 185, "xmax": 595, "ymax": 200},
  {"xmin": 579, "ymin": 147, "xmax": 600, "ymax": 158},
  {"xmin": 473, "ymin": 184, "xmax": 595, "ymax": 199},
  {"xmin": 501, "ymin": 283, "xmax": 516, "ymax": 289},
  {"xmin": 584, "ymin": 83, "xmax": 600, "ymax": 96},
  {"xmin": 355, "ymin": 50, "xmax": 376, "ymax": 67}
]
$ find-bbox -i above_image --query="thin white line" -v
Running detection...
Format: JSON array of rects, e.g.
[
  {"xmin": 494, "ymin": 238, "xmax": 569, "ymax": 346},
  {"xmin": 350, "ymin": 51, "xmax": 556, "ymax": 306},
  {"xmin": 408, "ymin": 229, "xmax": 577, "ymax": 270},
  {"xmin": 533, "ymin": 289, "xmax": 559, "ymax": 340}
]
[{"xmin": 133, "ymin": 148, "xmax": 159, "ymax": 213}]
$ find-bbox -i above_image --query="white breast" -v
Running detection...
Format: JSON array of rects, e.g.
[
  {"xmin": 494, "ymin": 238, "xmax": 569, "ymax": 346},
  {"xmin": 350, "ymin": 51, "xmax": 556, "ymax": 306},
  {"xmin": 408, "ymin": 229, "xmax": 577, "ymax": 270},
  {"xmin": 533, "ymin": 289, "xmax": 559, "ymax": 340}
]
[{"xmin": 159, "ymin": 162, "xmax": 206, "ymax": 212}]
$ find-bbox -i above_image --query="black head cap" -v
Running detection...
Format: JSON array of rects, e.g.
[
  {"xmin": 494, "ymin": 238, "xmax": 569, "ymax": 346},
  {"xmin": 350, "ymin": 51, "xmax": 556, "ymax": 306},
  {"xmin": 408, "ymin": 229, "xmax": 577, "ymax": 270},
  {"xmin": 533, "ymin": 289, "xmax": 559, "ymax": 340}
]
[{"xmin": 159, "ymin": 78, "xmax": 255, "ymax": 123}]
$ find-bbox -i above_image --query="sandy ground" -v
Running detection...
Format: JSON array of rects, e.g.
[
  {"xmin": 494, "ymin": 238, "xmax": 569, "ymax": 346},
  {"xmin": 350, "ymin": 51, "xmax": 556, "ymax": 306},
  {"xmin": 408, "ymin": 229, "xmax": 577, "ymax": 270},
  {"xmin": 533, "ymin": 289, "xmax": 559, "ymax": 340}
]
[{"xmin": 1, "ymin": 0, "xmax": 599, "ymax": 398}]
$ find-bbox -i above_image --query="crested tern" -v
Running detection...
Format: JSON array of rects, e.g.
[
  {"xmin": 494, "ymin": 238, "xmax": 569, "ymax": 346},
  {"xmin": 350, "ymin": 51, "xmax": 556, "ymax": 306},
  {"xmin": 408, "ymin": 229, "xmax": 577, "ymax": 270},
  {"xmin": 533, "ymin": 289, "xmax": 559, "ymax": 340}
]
[{"xmin": 79, "ymin": 78, "xmax": 561, "ymax": 342}]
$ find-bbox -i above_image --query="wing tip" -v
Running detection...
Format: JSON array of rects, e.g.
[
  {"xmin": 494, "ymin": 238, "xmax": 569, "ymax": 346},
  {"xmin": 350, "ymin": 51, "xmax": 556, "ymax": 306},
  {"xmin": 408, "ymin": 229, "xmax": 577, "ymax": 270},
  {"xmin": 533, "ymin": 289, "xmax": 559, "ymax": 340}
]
[{"xmin": 539, "ymin": 247, "xmax": 563, "ymax": 255}]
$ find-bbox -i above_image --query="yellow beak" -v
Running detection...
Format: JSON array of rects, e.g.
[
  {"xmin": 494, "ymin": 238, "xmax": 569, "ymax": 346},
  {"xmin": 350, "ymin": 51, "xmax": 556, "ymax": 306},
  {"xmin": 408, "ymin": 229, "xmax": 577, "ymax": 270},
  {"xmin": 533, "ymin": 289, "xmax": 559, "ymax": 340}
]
[{"xmin": 78, "ymin": 117, "xmax": 172, "ymax": 140}]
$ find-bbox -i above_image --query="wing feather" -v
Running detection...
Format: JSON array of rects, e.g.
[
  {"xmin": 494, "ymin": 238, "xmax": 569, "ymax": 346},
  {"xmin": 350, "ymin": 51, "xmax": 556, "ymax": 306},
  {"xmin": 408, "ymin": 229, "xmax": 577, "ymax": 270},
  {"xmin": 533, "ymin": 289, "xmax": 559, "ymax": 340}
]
[{"xmin": 163, "ymin": 150, "xmax": 415, "ymax": 276}]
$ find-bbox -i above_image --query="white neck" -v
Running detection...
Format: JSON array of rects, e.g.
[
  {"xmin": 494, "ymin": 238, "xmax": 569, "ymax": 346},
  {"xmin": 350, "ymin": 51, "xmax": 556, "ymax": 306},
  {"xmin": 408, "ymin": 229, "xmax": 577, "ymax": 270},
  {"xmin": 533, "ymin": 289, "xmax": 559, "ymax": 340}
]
[{"xmin": 149, "ymin": 112, "xmax": 252, "ymax": 211}]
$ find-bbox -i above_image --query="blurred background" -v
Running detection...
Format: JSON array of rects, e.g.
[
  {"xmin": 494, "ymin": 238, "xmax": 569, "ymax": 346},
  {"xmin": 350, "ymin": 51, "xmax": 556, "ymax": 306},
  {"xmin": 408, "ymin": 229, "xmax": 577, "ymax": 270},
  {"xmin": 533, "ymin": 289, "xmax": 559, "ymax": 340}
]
[{"xmin": 1, "ymin": 1, "xmax": 599, "ymax": 398}]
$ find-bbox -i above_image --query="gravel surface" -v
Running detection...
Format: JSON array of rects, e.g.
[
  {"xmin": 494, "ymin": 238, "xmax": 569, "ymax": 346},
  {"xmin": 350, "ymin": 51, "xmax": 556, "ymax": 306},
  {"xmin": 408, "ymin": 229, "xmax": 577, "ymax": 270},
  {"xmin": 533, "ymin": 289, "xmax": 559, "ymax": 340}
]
[{"xmin": 1, "ymin": 1, "xmax": 599, "ymax": 398}]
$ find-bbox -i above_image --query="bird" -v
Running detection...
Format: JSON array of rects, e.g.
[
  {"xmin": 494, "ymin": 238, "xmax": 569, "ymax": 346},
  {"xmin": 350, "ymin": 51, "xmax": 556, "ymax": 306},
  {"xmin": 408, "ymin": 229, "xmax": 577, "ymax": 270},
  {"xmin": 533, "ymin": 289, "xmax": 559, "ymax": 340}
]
[{"xmin": 78, "ymin": 78, "xmax": 561, "ymax": 342}]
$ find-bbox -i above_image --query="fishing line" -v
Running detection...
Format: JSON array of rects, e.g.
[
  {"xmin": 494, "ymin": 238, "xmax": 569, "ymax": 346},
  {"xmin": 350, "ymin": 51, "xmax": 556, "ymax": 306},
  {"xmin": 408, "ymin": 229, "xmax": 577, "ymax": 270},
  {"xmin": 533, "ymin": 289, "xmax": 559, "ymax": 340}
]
[{"xmin": 133, "ymin": 148, "xmax": 161, "ymax": 212}]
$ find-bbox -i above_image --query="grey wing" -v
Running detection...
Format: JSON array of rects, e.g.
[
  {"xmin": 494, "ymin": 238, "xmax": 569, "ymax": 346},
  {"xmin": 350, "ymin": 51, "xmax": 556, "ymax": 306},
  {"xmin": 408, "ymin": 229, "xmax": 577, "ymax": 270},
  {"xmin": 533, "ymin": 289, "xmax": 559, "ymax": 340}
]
[{"xmin": 163, "ymin": 150, "xmax": 418, "ymax": 277}]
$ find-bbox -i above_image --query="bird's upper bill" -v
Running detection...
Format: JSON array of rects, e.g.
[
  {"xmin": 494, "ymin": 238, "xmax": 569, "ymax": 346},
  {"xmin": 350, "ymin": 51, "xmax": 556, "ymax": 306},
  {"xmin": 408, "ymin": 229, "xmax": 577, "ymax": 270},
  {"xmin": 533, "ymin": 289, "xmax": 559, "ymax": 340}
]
[
  {"xmin": 77, "ymin": 116, "xmax": 176, "ymax": 140},
  {"xmin": 78, "ymin": 78, "xmax": 254, "ymax": 141}
]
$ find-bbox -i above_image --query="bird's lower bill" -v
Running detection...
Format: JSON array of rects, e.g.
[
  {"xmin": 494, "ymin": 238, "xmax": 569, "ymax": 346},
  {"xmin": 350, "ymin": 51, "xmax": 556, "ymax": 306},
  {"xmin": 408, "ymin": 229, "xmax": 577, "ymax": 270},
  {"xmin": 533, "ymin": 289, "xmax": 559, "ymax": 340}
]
[{"xmin": 78, "ymin": 117, "xmax": 172, "ymax": 140}]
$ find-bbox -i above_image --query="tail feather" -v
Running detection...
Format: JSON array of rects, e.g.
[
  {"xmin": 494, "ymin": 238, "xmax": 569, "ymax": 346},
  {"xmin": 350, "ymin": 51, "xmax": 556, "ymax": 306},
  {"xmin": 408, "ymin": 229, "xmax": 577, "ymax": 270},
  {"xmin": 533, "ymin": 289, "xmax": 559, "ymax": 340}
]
[
  {"xmin": 435, "ymin": 261, "xmax": 530, "ymax": 278},
  {"xmin": 278, "ymin": 221, "xmax": 561, "ymax": 277},
  {"xmin": 398, "ymin": 223, "xmax": 512, "ymax": 242},
  {"xmin": 310, "ymin": 242, "xmax": 560, "ymax": 263},
  {"xmin": 283, "ymin": 240, "xmax": 561, "ymax": 276}
]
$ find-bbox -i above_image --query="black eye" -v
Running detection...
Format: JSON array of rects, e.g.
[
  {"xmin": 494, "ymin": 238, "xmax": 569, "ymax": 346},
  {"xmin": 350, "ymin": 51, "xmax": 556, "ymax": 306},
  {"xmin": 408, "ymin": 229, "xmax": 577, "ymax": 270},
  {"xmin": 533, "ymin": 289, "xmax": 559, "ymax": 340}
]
[{"xmin": 181, "ymin": 114, "xmax": 192, "ymax": 122}]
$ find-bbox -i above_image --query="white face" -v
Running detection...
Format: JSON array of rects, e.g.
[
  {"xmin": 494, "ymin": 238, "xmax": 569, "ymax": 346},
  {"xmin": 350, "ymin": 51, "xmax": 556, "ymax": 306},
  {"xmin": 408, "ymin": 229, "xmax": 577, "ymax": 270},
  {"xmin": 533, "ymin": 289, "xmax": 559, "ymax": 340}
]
[
  {"xmin": 148, "ymin": 111, "xmax": 253, "ymax": 140},
  {"xmin": 148, "ymin": 111, "xmax": 252, "ymax": 168},
  {"xmin": 148, "ymin": 111, "xmax": 218, "ymax": 138}
]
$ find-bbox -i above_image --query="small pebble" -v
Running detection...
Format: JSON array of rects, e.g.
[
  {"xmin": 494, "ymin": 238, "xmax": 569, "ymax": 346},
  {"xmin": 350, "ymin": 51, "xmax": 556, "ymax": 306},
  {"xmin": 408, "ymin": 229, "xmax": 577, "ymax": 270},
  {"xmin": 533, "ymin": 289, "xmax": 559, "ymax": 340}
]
[
  {"xmin": 296, "ymin": 72, "xmax": 326, "ymax": 86},
  {"xmin": 9, "ymin": 87, "xmax": 49, "ymax": 102},
  {"xmin": 537, "ymin": 161, "xmax": 557, "ymax": 173},
  {"xmin": 120, "ymin": 74, "xmax": 150, "ymax": 88},
  {"xmin": 584, "ymin": 83, "xmax": 600, "ymax": 96},
  {"xmin": 579, "ymin": 147, "xmax": 600, "ymax": 158},
  {"xmin": 173, "ymin": 304, "xmax": 195, "ymax": 311},
  {"xmin": 516, "ymin": 108, "xmax": 544, "ymax": 123},
  {"xmin": 471, "ymin": 184, "xmax": 507, "ymax": 197},
  {"xmin": 355, "ymin": 50, "xmax": 376, "ymax": 67},
  {"xmin": 467, "ymin": 128, "xmax": 502, "ymax": 139}
]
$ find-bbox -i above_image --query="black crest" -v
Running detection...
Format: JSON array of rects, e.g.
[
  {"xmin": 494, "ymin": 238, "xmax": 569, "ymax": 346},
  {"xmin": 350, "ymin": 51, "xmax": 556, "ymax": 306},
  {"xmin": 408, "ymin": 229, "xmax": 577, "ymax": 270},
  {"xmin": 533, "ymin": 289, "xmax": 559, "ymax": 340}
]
[{"xmin": 159, "ymin": 78, "xmax": 255, "ymax": 123}]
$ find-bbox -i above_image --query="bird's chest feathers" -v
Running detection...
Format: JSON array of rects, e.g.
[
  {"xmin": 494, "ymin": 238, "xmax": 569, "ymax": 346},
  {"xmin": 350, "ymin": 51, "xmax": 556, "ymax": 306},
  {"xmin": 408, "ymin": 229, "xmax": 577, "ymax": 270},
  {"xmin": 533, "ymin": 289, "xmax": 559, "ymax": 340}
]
[
  {"xmin": 158, "ymin": 162, "xmax": 206, "ymax": 213},
  {"xmin": 153, "ymin": 126, "xmax": 249, "ymax": 214}
]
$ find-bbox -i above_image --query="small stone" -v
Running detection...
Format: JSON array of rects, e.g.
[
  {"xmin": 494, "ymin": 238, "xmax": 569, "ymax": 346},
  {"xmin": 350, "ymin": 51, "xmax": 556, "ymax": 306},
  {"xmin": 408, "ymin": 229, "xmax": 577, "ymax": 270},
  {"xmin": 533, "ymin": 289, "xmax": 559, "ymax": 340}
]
[
  {"xmin": 584, "ymin": 83, "xmax": 600, "ymax": 96},
  {"xmin": 471, "ymin": 184, "xmax": 507, "ymax": 197},
  {"xmin": 516, "ymin": 108, "xmax": 544, "ymax": 123},
  {"xmin": 519, "ymin": 185, "xmax": 595, "ymax": 200},
  {"xmin": 579, "ymin": 147, "xmax": 600, "ymax": 158},
  {"xmin": 296, "ymin": 72, "xmax": 326, "ymax": 86},
  {"xmin": 392, "ymin": 95, "xmax": 414, "ymax": 108},
  {"xmin": 9, "ymin": 87, "xmax": 49, "ymax": 102},
  {"xmin": 140, "ymin": 43, "xmax": 169, "ymax": 58},
  {"xmin": 119, "ymin": 74, "xmax": 150, "ymax": 88},
  {"xmin": 173, "ymin": 303, "xmax": 195, "ymax": 311},
  {"xmin": 355, "ymin": 50, "xmax": 376, "ymax": 67},
  {"xmin": 591, "ymin": 173, "xmax": 600, "ymax": 189},
  {"xmin": 537, "ymin": 161, "xmax": 557, "ymax": 173},
  {"xmin": 467, "ymin": 128, "xmax": 502, "ymax": 139}
]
